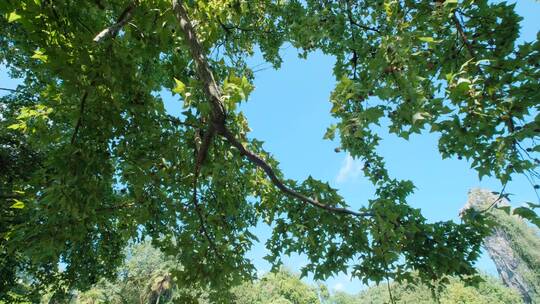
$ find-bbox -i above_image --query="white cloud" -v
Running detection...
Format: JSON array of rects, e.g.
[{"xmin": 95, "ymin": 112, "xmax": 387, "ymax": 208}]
[
  {"xmin": 335, "ymin": 154, "xmax": 363, "ymax": 183},
  {"xmin": 333, "ymin": 282, "xmax": 345, "ymax": 291}
]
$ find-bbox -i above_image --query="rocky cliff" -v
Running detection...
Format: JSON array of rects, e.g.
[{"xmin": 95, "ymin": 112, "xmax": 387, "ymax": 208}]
[{"xmin": 462, "ymin": 188, "xmax": 540, "ymax": 303}]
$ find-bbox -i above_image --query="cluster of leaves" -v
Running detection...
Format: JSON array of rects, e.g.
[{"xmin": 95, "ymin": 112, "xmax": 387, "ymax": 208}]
[{"xmin": 0, "ymin": 0, "xmax": 538, "ymax": 301}]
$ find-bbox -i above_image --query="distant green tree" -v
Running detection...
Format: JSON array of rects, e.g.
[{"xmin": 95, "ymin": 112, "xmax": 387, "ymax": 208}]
[
  {"xmin": 231, "ymin": 269, "xmax": 321, "ymax": 304},
  {"xmin": 75, "ymin": 241, "xmax": 185, "ymax": 304},
  {"xmin": 325, "ymin": 275, "xmax": 522, "ymax": 304},
  {"xmin": 73, "ymin": 243, "xmax": 320, "ymax": 304},
  {"xmin": 325, "ymin": 291, "xmax": 356, "ymax": 304}
]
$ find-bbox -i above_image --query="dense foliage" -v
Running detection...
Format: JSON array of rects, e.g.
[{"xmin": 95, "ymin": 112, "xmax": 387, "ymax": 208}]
[{"xmin": 0, "ymin": 0, "xmax": 538, "ymax": 301}]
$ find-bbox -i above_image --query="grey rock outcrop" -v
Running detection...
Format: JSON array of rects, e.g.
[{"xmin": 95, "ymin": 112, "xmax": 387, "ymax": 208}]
[{"xmin": 462, "ymin": 188, "xmax": 540, "ymax": 303}]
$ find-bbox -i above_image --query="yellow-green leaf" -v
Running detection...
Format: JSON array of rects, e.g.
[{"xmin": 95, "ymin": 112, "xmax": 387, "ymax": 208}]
[
  {"xmin": 419, "ymin": 37, "xmax": 434, "ymax": 43},
  {"xmin": 31, "ymin": 49, "xmax": 48, "ymax": 63},
  {"xmin": 10, "ymin": 199, "xmax": 25, "ymax": 209},
  {"xmin": 7, "ymin": 12, "xmax": 22, "ymax": 23},
  {"xmin": 7, "ymin": 122, "xmax": 26, "ymax": 131},
  {"xmin": 172, "ymin": 78, "xmax": 186, "ymax": 95}
]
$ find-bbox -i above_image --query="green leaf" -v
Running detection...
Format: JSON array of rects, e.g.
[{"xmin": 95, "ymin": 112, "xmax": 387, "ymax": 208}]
[
  {"xmin": 172, "ymin": 78, "xmax": 186, "ymax": 95},
  {"xmin": 418, "ymin": 37, "xmax": 434, "ymax": 43},
  {"xmin": 7, "ymin": 122, "xmax": 26, "ymax": 131},
  {"xmin": 323, "ymin": 125, "xmax": 337, "ymax": 140},
  {"xmin": 10, "ymin": 199, "xmax": 25, "ymax": 209},
  {"xmin": 31, "ymin": 49, "xmax": 48, "ymax": 63},
  {"xmin": 412, "ymin": 112, "xmax": 430, "ymax": 123},
  {"xmin": 526, "ymin": 202, "xmax": 540, "ymax": 209},
  {"xmin": 7, "ymin": 12, "xmax": 22, "ymax": 23},
  {"xmin": 513, "ymin": 207, "xmax": 540, "ymax": 228}
]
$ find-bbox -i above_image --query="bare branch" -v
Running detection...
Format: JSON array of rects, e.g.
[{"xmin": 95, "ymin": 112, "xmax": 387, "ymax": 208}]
[
  {"xmin": 0, "ymin": 87, "xmax": 19, "ymax": 93},
  {"xmin": 221, "ymin": 128, "xmax": 372, "ymax": 217},
  {"xmin": 93, "ymin": 2, "xmax": 137, "ymax": 43}
]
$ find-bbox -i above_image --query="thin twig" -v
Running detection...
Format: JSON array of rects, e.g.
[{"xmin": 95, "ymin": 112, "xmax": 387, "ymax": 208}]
[
  {"xmin": 0, "ymin": 194, "xmax": 24, "ymax": 200},
  {"xmin": 0, "ymin": 87, "xmax": 19, "ymax": 93},
  {"xmin": 479, "ymin": 183, "xmax": 508, "ymax": 213},
  {"xmin": 451, "ymin": 12, "xmax": 476, "ymax": 60},
  {"xmin": 192, "ymin": 190, "xmax": 222, "ymax": 259},
  {"xmin": 386, "ymin": 276, "xmax": 395, "ymax": 304},
  {"xmin": 71, "ymin": 91, "xmax": 89, "ymax": 145},
  {"xmin": 344, "ymin": 2, "xmax": 381, "ymax": 35}
]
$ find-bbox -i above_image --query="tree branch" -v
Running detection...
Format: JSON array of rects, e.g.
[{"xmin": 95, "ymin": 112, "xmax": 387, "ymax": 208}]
[
  {"xmin": 345, "ymin": 4, "xmax": 381, "ymax": 35},
  {"xmin": 192, "ymin": 189, "xmax": 221, "ymax": 259},
  {"xmin": 191, "ymin": 124, "xmax": 221, "ymax": 258},
  {"xmin": 172, "ymin": 0, "xmax": 226, "ymax": 125},
  {"xmin": 0, "ymin": 194, "xmax": 24, "ymax": 200},
  {"xmin": 172, "ymin": 0, "xmax": 371, "ymax": 218},
  {"xmin": 71, "ymin": 90, "xmax": 89, "ymax": 144},
  {"xmin": 93, "ymin": 2, "xmax": 137, "ymax": 43},
  {"xmin": 195, "ymin": 125, "xmax": 216, "ymax": 174},
  {"xmin": 451, "ymin": 12, "xmax": 476, "ymax": 60},
  {"xmin": 0, "ymin": 87, "xmax": 19, "ymax": 93},
  {"xmin": 221, "ymin": 128, "xmax": 371, "ymax": 217}
]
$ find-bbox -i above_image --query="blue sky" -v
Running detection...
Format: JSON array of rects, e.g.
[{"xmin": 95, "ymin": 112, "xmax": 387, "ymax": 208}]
[{"xmin": 1, "ymin": 0, "xmax": 538, "ymax": 295}]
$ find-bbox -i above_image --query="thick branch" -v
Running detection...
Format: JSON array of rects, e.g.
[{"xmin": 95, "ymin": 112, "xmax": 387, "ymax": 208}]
[
  {"xmin": 195, "ymin": 125, "xmax": 216, "ymax": 173},
  {"xmin": 172, "ymin": 0, "xmax": 226, "ymax": 124},
  {"xmin": 93, "ymin": 2, "xmax": 137, "ymax": 43},
  {"xmin": 221, "ymin": 128, "xmax": 371, "ymax": 217}
]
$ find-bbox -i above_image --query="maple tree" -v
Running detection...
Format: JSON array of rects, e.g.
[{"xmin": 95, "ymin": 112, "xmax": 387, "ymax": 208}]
[{"xmin": 0, "ymin": 0, "xmax": 538, "ymax": 302}]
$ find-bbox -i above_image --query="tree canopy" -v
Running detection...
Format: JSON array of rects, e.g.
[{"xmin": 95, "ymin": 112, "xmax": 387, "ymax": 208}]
[{"xmin": 0, "ymin": 0, "xmax": 539, "ymax": 301}]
